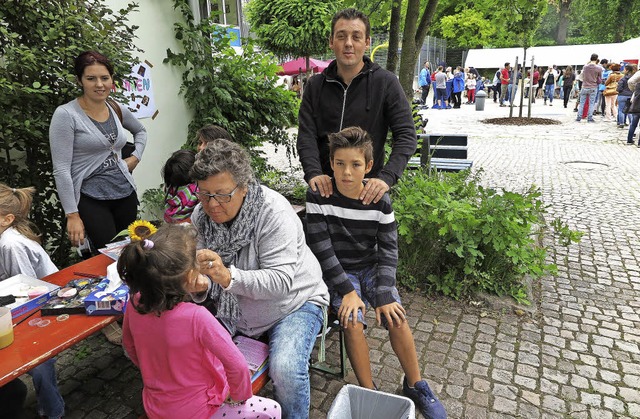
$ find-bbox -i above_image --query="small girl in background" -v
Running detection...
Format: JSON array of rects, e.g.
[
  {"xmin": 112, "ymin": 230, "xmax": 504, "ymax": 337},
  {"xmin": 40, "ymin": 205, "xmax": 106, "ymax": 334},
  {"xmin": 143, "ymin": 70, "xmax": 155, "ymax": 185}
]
[
  {"xmin": 466, "ymin": 74, "xmax": 477, "ymax": 104},
  {"xmin": 118, "ymin": 224, "xmax": 280, "ymax": 419},
  {"xmin": 0, "ymin": 183, "xmax": 65, "ymax": 419},
  {"xmin": 162, "ymin": 150, "xmax": 198, "ymax": 223}
]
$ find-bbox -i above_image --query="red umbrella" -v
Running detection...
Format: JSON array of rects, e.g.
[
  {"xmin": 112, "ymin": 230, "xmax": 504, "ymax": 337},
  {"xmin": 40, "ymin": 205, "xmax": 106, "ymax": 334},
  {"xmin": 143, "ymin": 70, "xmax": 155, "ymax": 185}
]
[{"xmin": 277, "ymin": 57, "xmax": 331, "ymax": 76}]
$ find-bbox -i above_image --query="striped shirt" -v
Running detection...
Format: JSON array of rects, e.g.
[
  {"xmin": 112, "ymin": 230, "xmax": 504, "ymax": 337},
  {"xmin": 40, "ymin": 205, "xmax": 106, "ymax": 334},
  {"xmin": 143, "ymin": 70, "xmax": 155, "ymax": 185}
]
[
  {"xmin": 305, "ymin": 184, "xmax": 398, "ymax": 307},
  {"xmin": 164, "ymin": 183, "xmax": 199, "ymax": 223}
]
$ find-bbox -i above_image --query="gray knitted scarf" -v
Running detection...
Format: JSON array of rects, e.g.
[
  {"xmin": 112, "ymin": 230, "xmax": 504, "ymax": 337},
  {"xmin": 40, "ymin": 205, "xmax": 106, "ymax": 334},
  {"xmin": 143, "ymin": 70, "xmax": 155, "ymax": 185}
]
[{"xmin": 195, "ymin": 181, "xmax": 264, "ymax": 335}]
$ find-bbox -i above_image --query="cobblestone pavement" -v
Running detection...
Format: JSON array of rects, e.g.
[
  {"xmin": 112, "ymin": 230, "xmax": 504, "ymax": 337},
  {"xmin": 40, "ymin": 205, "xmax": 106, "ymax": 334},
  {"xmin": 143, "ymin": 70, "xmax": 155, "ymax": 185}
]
[{"xmin": 22, "ymin": 97, "xmax": 640, "ymax": 418}]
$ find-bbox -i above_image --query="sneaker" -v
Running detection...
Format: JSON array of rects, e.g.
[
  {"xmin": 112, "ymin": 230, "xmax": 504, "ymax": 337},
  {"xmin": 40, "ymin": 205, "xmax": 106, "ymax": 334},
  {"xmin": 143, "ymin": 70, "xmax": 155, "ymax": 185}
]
[
  {"xmin": 576, "ymin": 118, "xmax": 581, "ymax": 122},
  {"xmin": 549, "ymin": 103, "xmax": 553, "ymax": 106},
  {"xmin": 626, "ymin": 142, "xmax": 634, "ymax": 145},
  {"xmin": 403, "ymin": 376, "xmax": 447, "ymax": 419},
  {"xmin": 573, "ymin": 108, "xmax": 578, "ymax": 112},
  {"xmin": 587, "ymin": 119, "xmax": 595, "ymax": 123}
]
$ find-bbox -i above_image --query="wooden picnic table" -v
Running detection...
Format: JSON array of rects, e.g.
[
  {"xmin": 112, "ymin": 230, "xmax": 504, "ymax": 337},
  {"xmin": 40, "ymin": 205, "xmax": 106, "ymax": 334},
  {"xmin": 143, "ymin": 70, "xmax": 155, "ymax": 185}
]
[{"xmin": 0, "ymin": 254, "xmax": 117, "ymax": 387}]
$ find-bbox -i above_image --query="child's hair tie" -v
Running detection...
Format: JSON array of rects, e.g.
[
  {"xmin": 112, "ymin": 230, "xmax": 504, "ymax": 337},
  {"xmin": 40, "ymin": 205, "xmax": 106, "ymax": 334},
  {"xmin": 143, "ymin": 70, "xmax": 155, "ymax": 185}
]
[
  {"xmin": 143, "ymin": 239, "xmax": 154, "ymax": 249},
  {"xmin": 11, "ymin": 188, "xmax": 16, "ymax": 193}
]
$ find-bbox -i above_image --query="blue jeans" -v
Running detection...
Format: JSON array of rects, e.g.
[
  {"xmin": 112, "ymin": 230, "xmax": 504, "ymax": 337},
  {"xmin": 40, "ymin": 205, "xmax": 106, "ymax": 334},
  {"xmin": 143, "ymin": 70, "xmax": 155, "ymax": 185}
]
[
  {"xmin": 544, "ymin": 84, "xmax": 554, "ymax": 103},
  {"xmin": 618, "ymin": 95, "xmax": 631, "ymax": 125},
  {"xmin": 627, "ymin": 114, "xmax": 639, "ymax": 143},
  {"xmin": 577, "ymin": 87, "xmax": 598, "ymax": 121},
  {"xmin": 27, "ymin": 359, "xmax": 64, "ymax": 418},
  {"xmin": 267, "ymin": 301, "xmax": 323, "ymax": 419}
]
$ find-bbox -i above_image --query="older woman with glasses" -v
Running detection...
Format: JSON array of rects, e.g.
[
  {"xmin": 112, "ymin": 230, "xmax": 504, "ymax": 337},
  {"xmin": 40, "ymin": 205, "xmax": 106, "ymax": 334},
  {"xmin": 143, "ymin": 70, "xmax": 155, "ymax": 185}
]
[{"xmin": 186, "ymin": 138, "xmax": 329, "ymax": 419}]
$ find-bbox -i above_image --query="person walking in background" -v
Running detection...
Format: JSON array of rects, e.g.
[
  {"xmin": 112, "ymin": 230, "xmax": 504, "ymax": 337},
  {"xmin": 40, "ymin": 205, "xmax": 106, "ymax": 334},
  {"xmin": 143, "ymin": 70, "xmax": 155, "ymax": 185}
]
[
  {"xmin": 466, "ymin": 74, "xmax": 477, "ymax": 104},
  {"xmin": 562, "ymin": 66, "xmax": 576, "ymax": 108},
  {"xmin": 452, "ymin": 67, "xmax": 465, "ymax": 108},
  {"xmin": 597, "ymin": 59, "xmax": 611, "ymax": 115},
  {"xmin": 603, "ymin": 63, "xmax": 622, "ymax": 122},
  {"xmin": 499, "ymin": 62, "xmax": 510, "ymax": 107},
  {"xmin": 576, "ymin": 54, "xmax": 604, "ymax": 123},
  {"xmin": 306, "ymin": 127, "xmax": 447, "ymax": 419},
  {"xmin": 616, "ymin": 64, "xmax": 636, "ymax": 128},
  {"xmin": 434, "ymin": 66, "xmax": 448, "ymax": 108},
  {"xmin": 573, "ymin": 70, "xmax": 584, "ymax": 112},
  {"xmin": 543, "ymin": 65, "xmax": 558, "ymax": 106},
  {"xmin": 625, "ymin": 68, "xmax": 640, "ymax": 145},
  {"xmin": 531, "ymin": 65, "xmax": 540, "ymax": 103},
  {"xmin": 297, "ymin": 8, "xmax": 417, "ymax": 205},
  {"xmin": 418, "ymin": 61, "xmax": 431, "ymax": 107}
]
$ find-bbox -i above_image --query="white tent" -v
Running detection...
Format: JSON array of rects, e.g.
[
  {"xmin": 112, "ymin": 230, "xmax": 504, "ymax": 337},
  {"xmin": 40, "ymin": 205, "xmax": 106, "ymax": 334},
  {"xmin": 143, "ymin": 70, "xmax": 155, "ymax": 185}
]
[{"xmin": 465, "ymin": 38, "xmax": 640, "ymax": 69}]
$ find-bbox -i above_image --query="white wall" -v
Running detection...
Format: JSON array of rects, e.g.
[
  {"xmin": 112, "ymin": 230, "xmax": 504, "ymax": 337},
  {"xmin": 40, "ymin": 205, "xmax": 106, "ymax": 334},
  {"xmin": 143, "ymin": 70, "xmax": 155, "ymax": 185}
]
[{"xmin": 106, "ymin": 0, "xmax": 192, "ymax": 198}]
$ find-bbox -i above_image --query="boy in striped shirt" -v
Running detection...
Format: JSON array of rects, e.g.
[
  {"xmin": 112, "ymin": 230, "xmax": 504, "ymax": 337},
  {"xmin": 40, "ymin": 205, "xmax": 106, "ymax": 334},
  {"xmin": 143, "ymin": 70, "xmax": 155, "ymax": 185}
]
[{"xmin": 305, "ymin": 127, "xmax": 446, "ymax": 419}]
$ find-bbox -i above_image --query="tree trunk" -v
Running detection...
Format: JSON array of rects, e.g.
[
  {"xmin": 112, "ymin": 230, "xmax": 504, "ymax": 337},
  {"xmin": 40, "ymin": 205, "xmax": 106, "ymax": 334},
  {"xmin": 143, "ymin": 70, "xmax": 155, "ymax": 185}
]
[
  {"xmin": 555, "ymin": 0, "xmax": 572, "ymax": 45},
  {"xmin": 398, "ymin": 0, "xmax": 439, "ymax": 102},
  {"xmin": 386, "ymin": 0, "xmax": 402, "ymax": 73},
  {"xmin": 614, "ymin": 0, "xmax": 633, "ymax": 42}
]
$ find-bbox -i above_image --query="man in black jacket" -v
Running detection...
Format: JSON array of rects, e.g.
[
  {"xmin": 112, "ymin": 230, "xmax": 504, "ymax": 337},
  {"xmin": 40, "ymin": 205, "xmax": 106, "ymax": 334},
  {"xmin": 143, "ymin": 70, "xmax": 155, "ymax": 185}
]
[{"xmin": 296, "ymin": 8, "xmax": 417, "ymax": 206}]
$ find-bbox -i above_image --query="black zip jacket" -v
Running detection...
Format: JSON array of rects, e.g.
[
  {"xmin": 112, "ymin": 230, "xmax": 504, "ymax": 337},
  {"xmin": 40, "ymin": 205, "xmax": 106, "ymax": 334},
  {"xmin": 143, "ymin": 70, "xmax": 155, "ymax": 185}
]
[{"xmin": 297, "ymin": 56, "xmax": 417, "ymax": 187}]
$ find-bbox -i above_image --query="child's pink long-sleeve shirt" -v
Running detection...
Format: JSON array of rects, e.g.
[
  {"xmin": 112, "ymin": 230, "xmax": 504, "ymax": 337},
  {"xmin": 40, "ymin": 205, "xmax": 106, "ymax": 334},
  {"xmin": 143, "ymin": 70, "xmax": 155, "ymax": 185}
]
[{"xmin": 123, "ymin": 299, "xmax": 252, "ymax": 419}]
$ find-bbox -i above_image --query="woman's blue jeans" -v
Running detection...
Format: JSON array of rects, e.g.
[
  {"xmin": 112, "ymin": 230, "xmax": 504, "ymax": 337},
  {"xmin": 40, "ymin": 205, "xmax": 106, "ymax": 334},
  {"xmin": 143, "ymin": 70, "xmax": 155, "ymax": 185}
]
[
  {"xmin": 627, "ymin": 114, "xmax": 639, "ymax": 143},
  {"xmin": 27, "ymin": 359, "xmax": 64, "ymax": 418},
  {"xmin": 545, "ymin": 84, "xmax": 555, "ymax": 103},
  {"xmin": 618, "ymin": 95, "xmax": 631, "ymax": 125},
  {"xmin": 267, "ymin": 301, "xmax": 323, "ymax": 419}
]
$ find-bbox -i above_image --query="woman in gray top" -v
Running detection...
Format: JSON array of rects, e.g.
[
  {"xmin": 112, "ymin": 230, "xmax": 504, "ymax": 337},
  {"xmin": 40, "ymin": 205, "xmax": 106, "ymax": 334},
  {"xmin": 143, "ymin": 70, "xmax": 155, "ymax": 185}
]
[
  {"xmin": 186, "ymin": 138, "xmax": 329, "ymax": 419},
  {"xmin": 49, "ymin": 51, "xmax": 147, "ymax": 253}
]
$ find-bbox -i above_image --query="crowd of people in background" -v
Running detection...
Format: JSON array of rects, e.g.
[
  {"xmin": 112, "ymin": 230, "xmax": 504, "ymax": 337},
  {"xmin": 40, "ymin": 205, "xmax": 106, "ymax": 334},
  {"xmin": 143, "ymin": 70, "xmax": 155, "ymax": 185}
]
[{"xmin": 416, "ymin": 56, "xmax": 640, "ymax": 147}]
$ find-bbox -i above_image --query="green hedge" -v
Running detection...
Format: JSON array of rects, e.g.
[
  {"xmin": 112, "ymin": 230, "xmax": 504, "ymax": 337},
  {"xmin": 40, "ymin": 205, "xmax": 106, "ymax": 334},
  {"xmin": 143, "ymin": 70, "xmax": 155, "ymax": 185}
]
[{"xmin": 392, "ymin": 168, "xmax": 581, "ymax": 304}]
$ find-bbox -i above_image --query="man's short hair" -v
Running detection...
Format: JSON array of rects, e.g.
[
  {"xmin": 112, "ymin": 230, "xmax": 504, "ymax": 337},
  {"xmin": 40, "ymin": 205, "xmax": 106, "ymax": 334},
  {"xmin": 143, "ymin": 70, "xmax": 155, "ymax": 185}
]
[
  {"xmin": 590, "ymin": 53, "xmax": 599, "ymax": 61},
  {"xmin": 329, "ymin": 126, "xmax": 374, "ymax": 165},
  {"xmin": 331, "ymin": 8, "xmax": 370, "ymax": 39},
  {"xmin": 504, "ymin": 62, "xmax": 510, "ymax": 68}
]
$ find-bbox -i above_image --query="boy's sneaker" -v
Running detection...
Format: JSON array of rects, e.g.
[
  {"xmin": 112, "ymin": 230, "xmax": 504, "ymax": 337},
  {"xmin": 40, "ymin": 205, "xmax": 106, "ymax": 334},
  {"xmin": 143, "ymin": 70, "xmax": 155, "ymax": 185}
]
[{"xmin": 403, "ymin": 376, "xmax": 447, "ymax": 419}]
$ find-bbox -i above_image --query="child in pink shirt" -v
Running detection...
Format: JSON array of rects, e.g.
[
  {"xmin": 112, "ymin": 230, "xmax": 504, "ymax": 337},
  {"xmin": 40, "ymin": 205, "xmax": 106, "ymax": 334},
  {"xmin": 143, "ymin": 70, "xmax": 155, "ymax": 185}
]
[{"xmin": 119, "ymin": 224, "xmax": 280, "ymax": 419}]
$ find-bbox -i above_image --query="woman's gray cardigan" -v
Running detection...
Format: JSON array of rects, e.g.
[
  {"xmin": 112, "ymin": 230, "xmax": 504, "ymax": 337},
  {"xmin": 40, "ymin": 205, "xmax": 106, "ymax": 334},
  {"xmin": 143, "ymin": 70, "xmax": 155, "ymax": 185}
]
[{"xmin": 49, "ymin": 99, "xmax": 147, "ymax": 214}]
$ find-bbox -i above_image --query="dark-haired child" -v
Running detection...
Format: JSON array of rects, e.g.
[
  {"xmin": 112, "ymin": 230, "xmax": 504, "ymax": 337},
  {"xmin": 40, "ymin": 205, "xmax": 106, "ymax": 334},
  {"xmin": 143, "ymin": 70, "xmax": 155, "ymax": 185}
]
[
  {"xmin": 305, "ymin": 127, "xmax": 447, "ymax": 419},
  {"xmin": 162, "ymin": 150, "xmax": 198, "ymax": 223},
  {"xmin": 118, "ymin": 224, "xmax": 280, "ymax": 418},
  {"xmin": 0, "ymin": 183, "xmax": 65, "ymax": 419},
  {"xmin": 196, "ymin": 124, "xmax": 233, "ymax": 152}
]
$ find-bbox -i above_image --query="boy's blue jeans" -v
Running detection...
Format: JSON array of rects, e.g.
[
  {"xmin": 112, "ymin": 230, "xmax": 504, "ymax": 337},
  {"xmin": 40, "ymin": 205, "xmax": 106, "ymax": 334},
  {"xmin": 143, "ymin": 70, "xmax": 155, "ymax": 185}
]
[
  {"xmin": 27, "ymin": 358, "xmax": 64, "ymax": 419},
  {"xmin": 267, "ymin": 301, "xmax": 323, "ymax": 419}
]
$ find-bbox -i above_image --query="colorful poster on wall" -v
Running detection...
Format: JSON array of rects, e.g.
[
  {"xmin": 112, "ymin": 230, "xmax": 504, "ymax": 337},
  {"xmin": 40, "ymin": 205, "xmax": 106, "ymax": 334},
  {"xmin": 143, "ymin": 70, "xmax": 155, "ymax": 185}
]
[{"xmin": 120, "ymin": 61, "xmax": 157, "ymax": 119}]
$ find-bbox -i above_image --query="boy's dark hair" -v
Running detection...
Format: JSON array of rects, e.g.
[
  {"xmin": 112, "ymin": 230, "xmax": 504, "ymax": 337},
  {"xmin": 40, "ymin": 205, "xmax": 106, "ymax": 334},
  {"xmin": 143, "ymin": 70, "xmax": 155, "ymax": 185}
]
[
  {"xmin": 504, "ymin": 62, "xmax": 510, "ymax": 68},
  {"xmin": 590, "ymin": 53, "xmax": 599, "ymax": 61},
  {"xmin": 600, "ymin": 58, "xmax": 608, "ymax": 65},
  {"xmin": 331, "ymin": 8, "xmax": 370, "ymax": 39},
  {"xmin": 196, "ymin": 124, "xmax": 233, "ymax": 145},
  {"xmin": 117, "ymin": 224, "xmax": 197, "ymax": 316},
  {"xmin": 162, "ymin": 149, "xmax": 196, "ymax": 189},
  {"xmin": 328, "ymin": 126, "xmax": 373, "ymax": 164}
]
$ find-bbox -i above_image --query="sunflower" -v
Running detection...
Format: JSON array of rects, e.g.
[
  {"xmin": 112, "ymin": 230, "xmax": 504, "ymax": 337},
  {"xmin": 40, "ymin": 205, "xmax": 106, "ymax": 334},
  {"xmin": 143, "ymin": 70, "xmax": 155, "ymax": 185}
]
[{"xmin": 128, "ymin": 220, "xmax": 157, "ymax": 241}]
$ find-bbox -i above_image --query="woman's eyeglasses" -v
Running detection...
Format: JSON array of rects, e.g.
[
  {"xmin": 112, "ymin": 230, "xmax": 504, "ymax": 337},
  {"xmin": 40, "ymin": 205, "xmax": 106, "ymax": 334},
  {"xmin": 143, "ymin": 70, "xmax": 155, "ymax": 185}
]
[{"xmin": 195, "ymin": 185, "xmax": 239, "ymax": 204}]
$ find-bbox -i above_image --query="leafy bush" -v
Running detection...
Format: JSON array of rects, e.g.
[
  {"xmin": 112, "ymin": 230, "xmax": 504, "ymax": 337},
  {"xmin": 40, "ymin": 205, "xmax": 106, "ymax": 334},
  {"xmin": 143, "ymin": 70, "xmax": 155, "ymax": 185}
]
[
  {"xmin": 0, "ymin": 1, "xmax": 141, "ymax": 266},
  {"xmin": 392, "ymin": 168, "xmax": 581, "ymax": 304},
  {"xmin": 165, "ymin": 0, "xmax": 298, "ymax": 161}
]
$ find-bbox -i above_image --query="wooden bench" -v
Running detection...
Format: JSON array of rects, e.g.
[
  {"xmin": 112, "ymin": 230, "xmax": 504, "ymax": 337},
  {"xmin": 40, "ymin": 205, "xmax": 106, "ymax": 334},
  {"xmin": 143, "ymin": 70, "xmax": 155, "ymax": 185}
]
[{"xmin": 408, "ymin": 133, "xmax": 473, "ymax": 172}]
